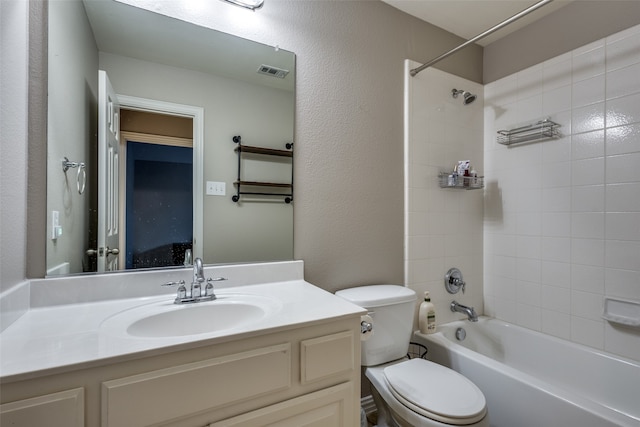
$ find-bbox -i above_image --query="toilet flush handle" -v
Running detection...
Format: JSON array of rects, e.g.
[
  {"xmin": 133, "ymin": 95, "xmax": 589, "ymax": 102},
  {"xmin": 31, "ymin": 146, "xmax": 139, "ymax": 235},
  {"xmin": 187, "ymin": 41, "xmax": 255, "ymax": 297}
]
[{"xmin": 361, "ymin": 319, "xmax": 373, "ymax": 334}]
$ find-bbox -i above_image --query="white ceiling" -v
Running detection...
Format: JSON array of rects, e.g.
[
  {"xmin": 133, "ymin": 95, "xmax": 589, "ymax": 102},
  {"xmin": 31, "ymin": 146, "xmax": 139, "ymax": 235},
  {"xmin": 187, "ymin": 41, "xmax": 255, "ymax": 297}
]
[{"xmin": 381, "ymin": 0, "xmax": 573, "ymax": 46}]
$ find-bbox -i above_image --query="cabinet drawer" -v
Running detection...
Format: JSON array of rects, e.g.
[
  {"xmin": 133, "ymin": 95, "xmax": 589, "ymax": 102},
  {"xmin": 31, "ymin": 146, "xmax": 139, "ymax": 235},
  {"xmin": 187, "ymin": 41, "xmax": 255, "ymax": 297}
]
[
  {"xmin": 300, "ymin": 331, "xmax": 355, "ymax": 384},
  {"xmin": 102, "ymin": 343, "xmax": 290, "ymax": 427},
  {"xmin": 0, "ymin": 388, "xmax": 84, "ymax": 427},
  {"xmin": 208, "ymin": 381, "xmax": 355, "ymax": 427}
]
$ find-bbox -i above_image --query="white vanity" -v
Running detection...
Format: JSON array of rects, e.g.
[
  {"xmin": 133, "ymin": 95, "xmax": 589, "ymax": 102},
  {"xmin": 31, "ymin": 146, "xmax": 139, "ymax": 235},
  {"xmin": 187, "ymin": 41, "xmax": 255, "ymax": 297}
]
[{"xmin": 0, "ymin": 261, "xmax": 365, "ymax": 426}]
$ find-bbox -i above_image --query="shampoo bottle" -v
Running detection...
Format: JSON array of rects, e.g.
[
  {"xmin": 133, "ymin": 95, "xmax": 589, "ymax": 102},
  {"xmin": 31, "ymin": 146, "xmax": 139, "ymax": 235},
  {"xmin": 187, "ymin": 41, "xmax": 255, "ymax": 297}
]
[{"xmin": 419, "ymin": 291, "xmax": 436, "ymax": 334}]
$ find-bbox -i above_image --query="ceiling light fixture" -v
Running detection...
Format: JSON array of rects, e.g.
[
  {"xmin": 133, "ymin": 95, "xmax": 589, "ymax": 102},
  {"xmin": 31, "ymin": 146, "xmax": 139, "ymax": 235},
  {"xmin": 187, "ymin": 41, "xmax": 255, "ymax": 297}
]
[{"xmin": 220, "ymin": 0, "xmax": 264, "ymax": 10}]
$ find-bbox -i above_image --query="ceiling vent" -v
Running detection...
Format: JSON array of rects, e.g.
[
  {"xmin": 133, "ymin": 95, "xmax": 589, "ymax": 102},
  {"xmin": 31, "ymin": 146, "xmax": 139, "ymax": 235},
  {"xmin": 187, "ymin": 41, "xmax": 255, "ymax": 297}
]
[{"xmin": 257, "ymin": 64, "xmax": 289, "ymax": 79}]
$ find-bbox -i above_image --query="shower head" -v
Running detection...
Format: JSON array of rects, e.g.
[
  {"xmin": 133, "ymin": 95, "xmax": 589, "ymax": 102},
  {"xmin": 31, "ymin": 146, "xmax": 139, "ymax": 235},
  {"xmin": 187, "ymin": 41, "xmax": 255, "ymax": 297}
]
[{"xmin": 452, "ymin": 89, "xmax": 477, "ymax": 105}]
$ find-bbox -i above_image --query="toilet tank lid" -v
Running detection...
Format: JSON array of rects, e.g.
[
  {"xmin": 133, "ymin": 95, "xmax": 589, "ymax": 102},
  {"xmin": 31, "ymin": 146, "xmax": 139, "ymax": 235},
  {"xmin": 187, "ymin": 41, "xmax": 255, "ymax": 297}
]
[{"xmin": 335, "ymin": 285, "xmax": 416, "ymax": 307}]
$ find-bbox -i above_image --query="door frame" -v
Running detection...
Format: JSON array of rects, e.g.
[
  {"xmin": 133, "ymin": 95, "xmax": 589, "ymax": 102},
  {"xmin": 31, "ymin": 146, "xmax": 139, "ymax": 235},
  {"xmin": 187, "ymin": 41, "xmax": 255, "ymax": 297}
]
[{"xmin": 117, "ymin": 95, "xmax": 204, "ymax": 261}]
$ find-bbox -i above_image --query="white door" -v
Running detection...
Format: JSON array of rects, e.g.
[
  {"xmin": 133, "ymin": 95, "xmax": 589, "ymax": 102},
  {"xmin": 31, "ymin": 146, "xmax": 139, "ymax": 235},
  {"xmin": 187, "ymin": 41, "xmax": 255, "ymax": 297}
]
[{"xmin": 97, "ymin": 70, "xmax": 121, "ymax": 272}]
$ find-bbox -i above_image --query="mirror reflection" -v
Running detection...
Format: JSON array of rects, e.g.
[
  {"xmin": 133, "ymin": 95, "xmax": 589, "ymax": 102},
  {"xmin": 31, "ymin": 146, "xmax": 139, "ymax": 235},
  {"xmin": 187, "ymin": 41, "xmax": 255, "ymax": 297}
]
[{"xmin": 46, "ymin": 0, "xmax": 295, "ymax": 276}]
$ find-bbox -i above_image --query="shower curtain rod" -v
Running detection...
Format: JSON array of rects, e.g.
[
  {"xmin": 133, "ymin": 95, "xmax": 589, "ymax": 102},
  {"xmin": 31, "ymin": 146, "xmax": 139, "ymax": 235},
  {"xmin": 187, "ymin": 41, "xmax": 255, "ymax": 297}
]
[{"xmin": 410, "ymin": 0, "xmax": 554, "ymax": 77}]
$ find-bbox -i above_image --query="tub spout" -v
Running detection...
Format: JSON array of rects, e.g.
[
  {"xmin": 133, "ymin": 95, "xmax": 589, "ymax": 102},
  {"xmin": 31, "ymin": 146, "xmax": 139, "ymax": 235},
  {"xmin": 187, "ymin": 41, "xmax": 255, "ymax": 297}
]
[{"xmin": 451, "ymin": 300, "xmax": 478, "ymax": 322}]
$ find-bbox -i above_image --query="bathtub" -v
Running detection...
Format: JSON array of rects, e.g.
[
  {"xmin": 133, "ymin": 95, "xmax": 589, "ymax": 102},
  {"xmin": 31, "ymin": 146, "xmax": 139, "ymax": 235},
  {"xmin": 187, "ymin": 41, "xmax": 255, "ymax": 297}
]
[{"xmin": 413, "ymin": 317, "xmax": 640, "ymax": 427}]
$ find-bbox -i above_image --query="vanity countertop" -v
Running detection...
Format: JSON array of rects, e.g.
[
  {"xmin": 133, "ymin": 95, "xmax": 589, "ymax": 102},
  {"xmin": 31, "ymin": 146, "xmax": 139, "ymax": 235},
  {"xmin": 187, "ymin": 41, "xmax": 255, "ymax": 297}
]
[{"xmin": 0, "ymin": 278, "xmax": 365, "ymax": 383}]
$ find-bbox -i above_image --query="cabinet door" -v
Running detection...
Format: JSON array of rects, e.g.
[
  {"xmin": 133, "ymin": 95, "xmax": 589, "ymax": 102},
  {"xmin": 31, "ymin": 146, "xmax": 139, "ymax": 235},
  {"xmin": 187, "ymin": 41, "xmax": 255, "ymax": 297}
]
[
  {"xmin": 0, "ymin": 388, "xmax": 84, "ymax": 427},
  {"xmin": 103, "ymin": 344, "xmax": 291, "ymax": 427},
  {"xmin": 208, "ymin": 382, "xmax": 355, "ymax": 427}
]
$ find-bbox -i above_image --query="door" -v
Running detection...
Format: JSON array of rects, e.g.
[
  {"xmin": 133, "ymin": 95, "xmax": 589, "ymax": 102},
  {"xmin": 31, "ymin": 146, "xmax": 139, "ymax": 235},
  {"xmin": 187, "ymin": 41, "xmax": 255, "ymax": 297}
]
[{"xmin": 97, "ymin": 70, "xmax": 121, "ymax": 272}]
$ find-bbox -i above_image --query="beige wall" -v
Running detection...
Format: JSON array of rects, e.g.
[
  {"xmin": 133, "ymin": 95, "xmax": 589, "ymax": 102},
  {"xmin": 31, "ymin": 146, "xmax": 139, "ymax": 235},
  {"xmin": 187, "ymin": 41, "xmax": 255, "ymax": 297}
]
[
  {"xmin": 15, "ymin": 0, "xmax": 482, "ymax": 293},
  {"xmin": 46, "ymin": 0, "xmax": 98, "ymax": 274},
  {"xmin": 1, "ymin": 0, "xmax": 30, "ymax": 291}
]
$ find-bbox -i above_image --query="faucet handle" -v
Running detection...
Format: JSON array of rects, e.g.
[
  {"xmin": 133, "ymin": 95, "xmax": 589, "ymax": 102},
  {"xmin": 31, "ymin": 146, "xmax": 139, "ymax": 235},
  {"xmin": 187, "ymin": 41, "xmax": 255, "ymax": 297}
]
[
  {"xmin": 204, "ymin": 277, "xmax": 224, "ymax": 299},
  {"xmin": 456, "ymin": 278, "xmax": 466, "ymax": 294},
  {"xmin": 163, "ymin": 280, "xmax": 187, "ymax": 300},
  {"xmin": 162, "ymin": 280, "xmax": 186, "ymax": 287}
]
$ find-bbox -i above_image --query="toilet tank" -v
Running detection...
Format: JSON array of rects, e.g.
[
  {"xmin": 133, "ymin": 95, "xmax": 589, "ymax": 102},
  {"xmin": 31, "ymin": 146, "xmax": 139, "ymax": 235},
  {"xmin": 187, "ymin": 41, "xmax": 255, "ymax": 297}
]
[{"xmin": 335, "ymin": 285, "xmax": 416, "ymax": 366}]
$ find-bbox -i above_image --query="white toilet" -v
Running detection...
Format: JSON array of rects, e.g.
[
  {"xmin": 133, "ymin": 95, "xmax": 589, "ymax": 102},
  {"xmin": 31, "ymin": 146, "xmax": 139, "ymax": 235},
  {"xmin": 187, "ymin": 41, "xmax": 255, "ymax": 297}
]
[{"xmin": 336, "ymin": 285, "xmax": 488, "ymax": 427}]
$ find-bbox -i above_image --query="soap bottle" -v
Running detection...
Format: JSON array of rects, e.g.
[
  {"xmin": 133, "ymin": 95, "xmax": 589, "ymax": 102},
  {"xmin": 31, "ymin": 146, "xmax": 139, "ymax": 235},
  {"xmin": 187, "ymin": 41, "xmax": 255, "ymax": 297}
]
[{"xmin": 419, "ymin": 291, "xmax": 436, "ymax": 334}]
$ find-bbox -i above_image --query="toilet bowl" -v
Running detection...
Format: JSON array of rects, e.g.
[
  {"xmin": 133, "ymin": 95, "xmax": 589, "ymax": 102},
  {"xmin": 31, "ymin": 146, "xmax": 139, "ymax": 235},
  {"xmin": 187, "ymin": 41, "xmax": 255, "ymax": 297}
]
[
  {"xmin": 367, "ymin": 359, "xmax": 488, "ymax": 427},
  {"xmin": 335, "ymin": 285, "xmax": 488, "ymax": 427}
]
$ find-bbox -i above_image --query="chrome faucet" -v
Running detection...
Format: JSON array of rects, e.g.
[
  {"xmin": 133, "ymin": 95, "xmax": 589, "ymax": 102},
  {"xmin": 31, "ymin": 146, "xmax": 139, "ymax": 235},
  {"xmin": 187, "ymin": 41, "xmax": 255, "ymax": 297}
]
[
  {"xmin": 192, "ymin": 257, "xmax": 205, "ymax": 297},
  {"xmin": 162, "ymin": 257, "xmax": 226, "ymax": 304},
  {"xmin": 450, "ymin": 300, "xmax": 478, "ymax": 322}
]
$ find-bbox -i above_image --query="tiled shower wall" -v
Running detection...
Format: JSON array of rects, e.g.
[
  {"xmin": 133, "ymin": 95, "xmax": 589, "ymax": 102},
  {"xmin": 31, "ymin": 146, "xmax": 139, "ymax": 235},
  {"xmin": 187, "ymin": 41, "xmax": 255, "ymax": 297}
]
[
  {"xmin": 484, "ymin": 24, "xmax": 640, "ymax": 361},
  {"xmin": 405, "ymin": 63, "xmax": 484, "ymax": 325}
]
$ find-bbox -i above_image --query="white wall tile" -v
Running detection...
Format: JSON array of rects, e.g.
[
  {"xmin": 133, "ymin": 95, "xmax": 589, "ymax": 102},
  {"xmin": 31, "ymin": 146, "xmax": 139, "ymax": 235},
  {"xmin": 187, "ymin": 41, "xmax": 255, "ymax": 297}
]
[
  {"xmin": 542, "ymin": 309, "xmax": 571, "ymax": 339},
  {"xmin": 571, "ymin": 238, "xmax": 605, "ymax": 266},
  {"xmin": 572, "ymin": 185, "xmax": 605, "ymax": 212},
  {"xmin": 606, "ymin": 30, "xmax": 640, "ymax": 72},
  {"xmin": 571, "ymin": 130, "xmax": 604, "ymax": 160},
  {"xmin": 572, "ymin": 102, "xmax": 605, "ymax": 134},
  {"xmin": 605, "ymin": 268, "xmax": 640, "ymax": 300},
  {"xmin": 407, "ymin": 66, "xmax": 484, "ymax": 330},
  {"xmin": 606, "ymin": 212, "xmax": 640, "ymax": 241},
  {"xmin": 572, "ymin": 75, "xmax": 605, "ymax": 108},
  {"xmin": 543, "ymin": 85, "xmax": 571, "ymax": 115},
  {"xmin": 542, "ymin": 212, "xmax": 571, "ymax": 237},
  {"xmin": 542, "ymin": 161, "xmax": 571, "ymax": 188},
  {"xmin": 516, "ymin": 63, "xmax": 544, "ymax": 100},
  {"xmin": 543, "ymin": 56, "xmax": 572, "ymax": 91},
  {"xmin": 542, "ymin": 187, "xmax": 571, "ymax": 212},
  {"xmin": 572, "ymin": 44, "xmax": 605, "ymax": 82},
  {"xmin": 572, "ymin": 157, "xmax": 605, "ymax": 186},
  {"xmin": 571, "ymin": 263, "xmax": 605, "ymax": 293},
  {"xmin": 542, "ymin": 136, "xmax": 572, "ymax": 163},
  {"xmin": 571, "ymin": 316, "xmax": 605, "ymax": 350},
  {"xmin": 605, "ymin": 240, "xmax": 640, "ymax": 270},
  {"xmin": 606, "ymin": 92, "xmax": 640, "ymax": 128},
  {"xmin": 606, "ymin": 152, "xmax": 640, "ymax": 183},
  {"xmin": 542, "ymin": 285, "xmax": 571, "ymax": 312},
  {"xmin": 541, "ymin": 260, "xmax": 571, "ymax": 287},
  {"xmin": 571, "ymin": 212, "xmax": 605, "ymax": 239},
  {"xmin": 606, "ymin": 123, "xmax": 640, "ymax": 155},
  {"xmin": 541, "ymin": 237, "xmax": 571, "ymax": 263},
  {"xmin": 606, "ymin": 183, "xmax": 640, "ymax": 211},
  {"xmin": 516, "ymin": 302, "xmax": 542, "ymax": 331},
  {"xmin": 484, "ymin": 26, "xmax": 640, "ymax": 360},
  {"xmin": 606, "ymin": 62, "xmax": 640, "ymax": 100},
  {"xmin": 571, "ymin": 290, "xmax": 604, "ymax": 321},
  {"xmin": 605, "ymin": 322, "xmax": 640, "ymax": 361}
]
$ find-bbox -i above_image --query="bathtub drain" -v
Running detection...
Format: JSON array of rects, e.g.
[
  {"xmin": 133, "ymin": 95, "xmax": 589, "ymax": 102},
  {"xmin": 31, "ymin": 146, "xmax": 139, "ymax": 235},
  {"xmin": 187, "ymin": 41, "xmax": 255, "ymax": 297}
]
[{"xmin": 455, "ymin": 327, "xmax": 466, "ymax": 341}]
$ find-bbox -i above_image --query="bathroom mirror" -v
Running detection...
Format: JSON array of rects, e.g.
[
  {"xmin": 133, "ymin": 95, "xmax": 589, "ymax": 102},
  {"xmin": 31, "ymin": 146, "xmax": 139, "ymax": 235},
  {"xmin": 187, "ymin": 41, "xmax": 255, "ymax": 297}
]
[{"xmin": 46, "ymin": 0, "xmax": 295, "ymax": 276}]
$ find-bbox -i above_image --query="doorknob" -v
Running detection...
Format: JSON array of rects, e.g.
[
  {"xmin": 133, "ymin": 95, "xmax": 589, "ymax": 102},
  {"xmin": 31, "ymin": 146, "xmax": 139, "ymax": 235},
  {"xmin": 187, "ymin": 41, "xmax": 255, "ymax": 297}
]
[{"xmin": 87, "ymin": 248, "xmax": 120, "ymax": 256}]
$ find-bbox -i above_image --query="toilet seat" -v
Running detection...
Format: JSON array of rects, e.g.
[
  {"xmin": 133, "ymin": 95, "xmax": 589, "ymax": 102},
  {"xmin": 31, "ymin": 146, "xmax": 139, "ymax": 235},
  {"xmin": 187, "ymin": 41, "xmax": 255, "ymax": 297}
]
[{"xmin": 383, "ymin": 359, "xmax": 487, "ymax": 425}]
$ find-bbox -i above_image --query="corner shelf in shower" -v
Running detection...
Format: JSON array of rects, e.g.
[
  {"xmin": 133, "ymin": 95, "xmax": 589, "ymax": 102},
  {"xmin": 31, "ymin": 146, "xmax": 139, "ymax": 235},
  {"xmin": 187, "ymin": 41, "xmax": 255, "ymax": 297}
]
[
  {"xmin": 232, "ymin": 135, "xmax": 294, "ymax": 203},
  {"xmin": 497, "ymin": 118, "xmax": 561, "ymax": 146},
  {"xmin": 438, "ymin": 172, "xmax": 484, "ymax": 190}
]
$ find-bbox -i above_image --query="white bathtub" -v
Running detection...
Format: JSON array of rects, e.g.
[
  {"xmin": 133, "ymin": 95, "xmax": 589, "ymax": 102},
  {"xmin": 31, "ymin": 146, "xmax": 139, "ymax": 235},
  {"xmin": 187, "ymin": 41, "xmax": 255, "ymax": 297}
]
[{"xmin": 413, "ymin": 317, "xmax": 640, "ymax": 427}]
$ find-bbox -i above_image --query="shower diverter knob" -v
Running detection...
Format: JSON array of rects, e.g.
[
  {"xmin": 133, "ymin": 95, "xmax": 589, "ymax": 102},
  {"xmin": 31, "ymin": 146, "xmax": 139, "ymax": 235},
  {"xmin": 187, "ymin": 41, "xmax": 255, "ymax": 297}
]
[{"xmin": 445, "ymin": 267, "xmax": 466, "ymax": 294}]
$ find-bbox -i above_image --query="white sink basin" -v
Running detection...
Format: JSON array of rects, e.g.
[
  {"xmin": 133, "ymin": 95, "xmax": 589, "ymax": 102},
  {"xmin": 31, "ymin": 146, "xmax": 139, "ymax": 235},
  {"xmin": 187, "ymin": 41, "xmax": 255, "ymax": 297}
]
[{"xmin": 101, "ymin": 293, "xmax": 282, "ymax": 338}]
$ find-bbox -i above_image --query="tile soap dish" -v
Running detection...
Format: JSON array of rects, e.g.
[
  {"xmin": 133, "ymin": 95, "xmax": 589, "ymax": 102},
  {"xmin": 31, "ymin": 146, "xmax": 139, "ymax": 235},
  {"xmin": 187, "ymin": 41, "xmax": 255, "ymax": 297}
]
[{"xmin": 602, "ymin": 298, "xmax": 640, "ymax": 328}]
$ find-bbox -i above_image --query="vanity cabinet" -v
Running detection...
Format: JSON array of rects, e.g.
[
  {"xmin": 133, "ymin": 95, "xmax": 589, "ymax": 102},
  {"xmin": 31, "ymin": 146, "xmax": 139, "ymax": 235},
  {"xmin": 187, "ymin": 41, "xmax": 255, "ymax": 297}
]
[
  {"xmin": 0, "ymin": 318, "xmax": 360, "ymax": 427},
  {"xmin": 0, "ymin": 388, "xmax": 84, "ymax": 427}
]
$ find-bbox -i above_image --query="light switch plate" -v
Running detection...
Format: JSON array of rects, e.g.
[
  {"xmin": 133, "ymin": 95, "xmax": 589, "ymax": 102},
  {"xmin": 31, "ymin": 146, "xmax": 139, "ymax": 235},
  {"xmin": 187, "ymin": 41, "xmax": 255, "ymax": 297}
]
[{"xmin": 206, "ymin": 181, "xmax": 226, "ymax": 196}]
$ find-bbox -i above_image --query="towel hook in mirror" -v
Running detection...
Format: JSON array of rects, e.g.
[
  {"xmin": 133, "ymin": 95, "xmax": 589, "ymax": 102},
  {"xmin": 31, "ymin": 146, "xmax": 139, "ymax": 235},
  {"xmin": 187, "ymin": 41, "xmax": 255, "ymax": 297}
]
[{"xmin": 62, "ymin": 157, "xmax": 86, "ymax": 195}]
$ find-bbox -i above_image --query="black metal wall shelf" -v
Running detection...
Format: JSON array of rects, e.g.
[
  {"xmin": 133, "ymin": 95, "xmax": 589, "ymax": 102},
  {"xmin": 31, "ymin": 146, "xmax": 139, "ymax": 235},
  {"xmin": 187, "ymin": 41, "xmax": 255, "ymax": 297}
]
[{"xmin": 232, "ymin": 135, "xmax": 294, "ymax": 203}]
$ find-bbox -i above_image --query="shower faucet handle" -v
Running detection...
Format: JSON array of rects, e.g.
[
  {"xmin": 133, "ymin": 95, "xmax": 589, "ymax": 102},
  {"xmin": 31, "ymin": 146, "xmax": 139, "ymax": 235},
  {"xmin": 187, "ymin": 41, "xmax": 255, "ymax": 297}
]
[{"xmin": 445, "ymin": 267, "xmax": 466, "ymax": 294}]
